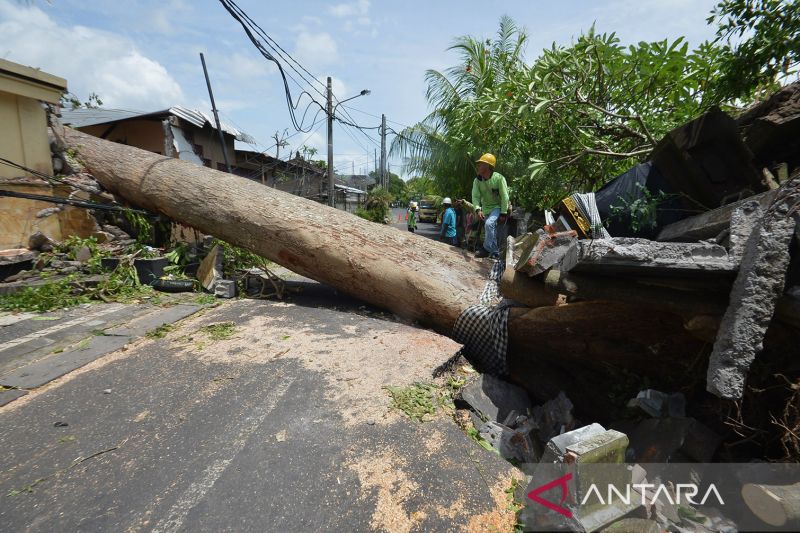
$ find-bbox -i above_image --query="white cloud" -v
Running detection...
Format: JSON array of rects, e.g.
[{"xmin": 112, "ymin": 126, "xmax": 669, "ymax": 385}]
[
  {"xmin": 328, "ymin": 0, "xmax": 374, "ymax": 34},
  {"xmin": 0, "ymin": 0, "xmax": 183, "ymax": 110},
  {"xmin": 294, "ymin": 31, "xmax": 339, "ymax": 70},
  {"xmin": 328, "ymin": 0, "xmax": 370, "ymax": 19},
  {"xmin": 289, "ymin": 130, "xmax": 326, "ymax": 157},
  {"xmin": 327, "ymin": 76, "xmax": 349, "ymax": 102}
]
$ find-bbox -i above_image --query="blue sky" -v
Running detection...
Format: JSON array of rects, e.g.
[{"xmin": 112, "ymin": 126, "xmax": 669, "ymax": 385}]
[{"xmin": 0, "ymin": 0, "xmax": 720, "ymax": 178}]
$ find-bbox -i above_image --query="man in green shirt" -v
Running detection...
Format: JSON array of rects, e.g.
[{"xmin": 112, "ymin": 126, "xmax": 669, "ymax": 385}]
[{"xmin": 471, "ymin": 153, "xmax": 509, "ymax": 258}]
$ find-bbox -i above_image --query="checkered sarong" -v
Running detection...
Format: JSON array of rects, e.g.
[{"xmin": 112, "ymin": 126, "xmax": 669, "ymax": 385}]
[{"xmin": 453, "ymin": 259, "xmax": 509, "ymax": 376}]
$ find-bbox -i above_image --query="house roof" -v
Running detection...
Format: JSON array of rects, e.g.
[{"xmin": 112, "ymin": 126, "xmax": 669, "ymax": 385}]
[
  {"xmin": 61, "ymin": 105, "xmax": 255, "ymax": 143},
  {"xmin": 340, "ymin": 174, "xmax": 376, "ymax": 190},
  {"xmin": 335, "ymin": 183, "xmax": 366, "ymax": 194},
  {"xmin": 0, "ymin": 58, "xmax": 67, "ymax": 104},
  {"xmin": 234, "ymin": 149, "xmax": 326, "ymax": 176}
]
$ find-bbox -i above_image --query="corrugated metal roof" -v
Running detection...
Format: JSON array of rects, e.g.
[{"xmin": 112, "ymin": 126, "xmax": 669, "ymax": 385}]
[
  {"xmin": 335, "ymin": 183, "xmax": 366, "ymax": 194},
  {"xmin": 60, "ymin": 105, "xmax": 255, "ymax": 144}
]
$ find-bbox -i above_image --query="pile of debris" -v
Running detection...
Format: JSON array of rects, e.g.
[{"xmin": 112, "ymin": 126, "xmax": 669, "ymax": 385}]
[
  {"xmin": 500, "ymin": 83, "xmax": 800, "ymax": 464},
  {"xmin": 0, "ymin": 136, "xmax": 283, "ymax": 308},
  {"xmin": 456, "ymin": 374, "xmax": 796, "ymax": 531}
]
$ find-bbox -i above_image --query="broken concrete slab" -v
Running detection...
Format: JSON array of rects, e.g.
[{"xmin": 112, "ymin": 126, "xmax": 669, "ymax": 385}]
[
  {"xmin": 0, "ymin": 335, "xmax": 131, "ymax": 389},
  {"xmin": 214, "ymin": 279, "xmax": 236, "ymax": 298},
  {"xmin": 0, "ymin": 388, "xmax": 28, "ymax": 406},
  {"xmin": 458, "ymin": 373, "xmax": 532, "ymax": 424},
  {"xmin": 626, "ymin": 417, "xmax": 721, "ymax": 463},
  {"xmin": 573, "ymin": 238, "xmax": 736, "ymax": 275},
  {"xmin": 478, "ymin": 420, "xmax": 539, "ymax": 463},
  {"xmin": 565, "ymin": 429, "xmax": 629, "ymax": 465},
  {"xmin": 515, "ymin": 228, "xmax": 579, "ymax": 276},
  {"xmin": 627, "ymin": 389, "xmax": 686, "ymax": 418},
  {"xmin": 541, "ymin": 422, "xmax": 606, "ymax": 464},
  {"xmin": 728, "ymin": 200, "xmax": 764, "ymax": 262},
  {"xmin": 601, "ymin": 518, "xmax": 660, "ymax": 533},
  {"xmin": 531, "ymin": 391, "xmax": 576, "ymax": 444},
  {"xmin": 707, "ymin": 182, "xmax": 798, "ymax": 399},
  {"xmin": 104, "ymin": 304, "xmax": 201, "ymax": 337}
]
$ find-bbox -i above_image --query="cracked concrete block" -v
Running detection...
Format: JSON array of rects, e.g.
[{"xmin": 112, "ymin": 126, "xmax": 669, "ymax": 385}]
[
  {"xmin": 214, "ymin": 280, "xmax": 236, "ymax": 299},
  {"xmin": 601, "ymin": 518, "xmax": 660, "ymax": 533},
  {"xmin": 541, "ymin": 422, "xmax": 605, "ymax": 464},
  {"xmin": 707, "ymin": 190, "xmax": 797, "ymax": 399},
  {"xmin": 478, "ymin": 420, "xmax": 539, "ymax": 463},
  {"xmin": 458, "ymin": 374, "xmax": 532, "ymax": 424},
  {"xmin": 728, "ymin": 200, "xmax": 764, "ymax": 261},
  {"xmin": 575, "ymin": 238, "xmax": 736, "ymax": 274},
  {"xmin": 565, "ymin": 429, "xmax": 628, "ymax": 465}
]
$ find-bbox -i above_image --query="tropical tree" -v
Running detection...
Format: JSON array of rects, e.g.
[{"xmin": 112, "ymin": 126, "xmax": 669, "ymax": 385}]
[
  {"xmin": 394, "ymin": 4, "xmax": 798, "ymax": 211},
  {"xmin": 391, "ymin": 16, "xmax": 529, "ymax": 203},
  {"xmin": 708, "ymin": 0, "xmax": 800, "ymax": 100}
]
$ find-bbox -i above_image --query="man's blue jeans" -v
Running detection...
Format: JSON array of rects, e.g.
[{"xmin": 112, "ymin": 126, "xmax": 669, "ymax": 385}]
[{"xmin": 483, "ymin": 207, "xmax": 501, "ymax": 254}]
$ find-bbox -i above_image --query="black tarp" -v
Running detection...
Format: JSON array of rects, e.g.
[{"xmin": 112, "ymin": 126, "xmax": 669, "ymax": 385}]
[{"xmin": 594, "ymin": 162, "xmax": 688, "ymax": 239}]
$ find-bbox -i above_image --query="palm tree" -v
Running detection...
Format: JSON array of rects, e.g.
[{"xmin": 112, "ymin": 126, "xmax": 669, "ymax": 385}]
[{"xmin": 391, "ymin": 16, "xmax": 528, "ymax": 200}]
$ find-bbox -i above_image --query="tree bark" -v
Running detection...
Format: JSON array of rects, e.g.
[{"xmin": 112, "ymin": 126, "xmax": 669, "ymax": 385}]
[
  {"xmin": 58, "ymin": 127, "xmax": 489, "ymax": 334},
  {"xmin": 57, "ymin": 127, "xmax": 712, "ymax": 382}
]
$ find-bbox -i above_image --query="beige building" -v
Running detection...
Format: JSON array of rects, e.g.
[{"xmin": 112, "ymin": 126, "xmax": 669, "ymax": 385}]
[
  {"xmin": 0, "ymin": 58, "xmax": 66, "ymax": 179},
  {"xmin": 0, "ymin": 59, "xmax": 98, "ymax": 250}
]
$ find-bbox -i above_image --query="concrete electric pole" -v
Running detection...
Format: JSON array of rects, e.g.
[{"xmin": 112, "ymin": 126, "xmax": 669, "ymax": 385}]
[
  {"xmin": 380, "ymin": 114, "xmax": 387, "ymax": 190},
  {"xmin": 327, "ymin": 76, "xmax": 335, "ymax": 207}
]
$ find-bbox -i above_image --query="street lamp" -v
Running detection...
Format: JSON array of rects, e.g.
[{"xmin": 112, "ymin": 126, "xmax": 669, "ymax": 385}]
[{"xmin": 327, "ymin": 78, "xmax": 370, "ymax": 207}]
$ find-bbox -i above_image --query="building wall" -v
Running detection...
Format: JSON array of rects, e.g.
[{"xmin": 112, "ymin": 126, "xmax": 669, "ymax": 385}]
[
  {"xmin": 0, "ymin": 92, "xmax": 53, "ymax": 179},
  {"xmin": 0, "ymin": 181, "xmax": 97, "ymax": 249},
  {"xmin": 79, "ymin": 119, "xmax": 236, "ymax": 172},
  {"xmin": 81, "ymin": 119, "xmax": 166, "ymax": 154}
]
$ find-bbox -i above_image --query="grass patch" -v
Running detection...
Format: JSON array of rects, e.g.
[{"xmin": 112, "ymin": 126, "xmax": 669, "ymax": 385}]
[
  {"xmin": 385, "ymin": 380, "xmax": 462, "ymax": 423},
  {"xmin": 146, "ymin": 323, "xmax": 175, "ymax": 339},
  {"xmin": 194, "ymin": 293, "xmax": 217, "ymax": 306},
  {"xmin": 58, "ymin": 435, "xmax": 76, "ymax": 444},
  {"xmin": 7, "ymin": 478, "xmax": 47, "ymax": 497},
  {"xmin": 75, "ymin": 338, "xmax": 91, "ymax": 350},
  {"xmin": 0, "ymin": 277, "xmax": 90, "ymax": 313},
  {"xmin": 200, "ymin": 322, "xmax": 236, "ymax": 341}
]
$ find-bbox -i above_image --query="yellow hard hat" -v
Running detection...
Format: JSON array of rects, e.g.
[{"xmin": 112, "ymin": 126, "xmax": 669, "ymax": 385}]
[{"xmin": 476, "ymin": 153, "xmax": 496, "ymax": 167}]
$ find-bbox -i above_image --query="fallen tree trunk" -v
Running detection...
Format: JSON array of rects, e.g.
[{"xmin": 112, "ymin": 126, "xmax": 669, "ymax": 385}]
[
  {"xmin": 57, "ymin": 127, "xmax": 714, "ymax": 379},
  {"xmin": 58, "ymin": 127, "xmax": 488, "ymax": 334}
]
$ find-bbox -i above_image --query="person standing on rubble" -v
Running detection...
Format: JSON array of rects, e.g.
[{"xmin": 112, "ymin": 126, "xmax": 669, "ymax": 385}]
[
  {"xmin": 439, "ymin": 197, "xmax": 458, "ymax": 246},
  {"xmin": 471, "ymin": 153, "xmax": 509, "ymax": 259}
]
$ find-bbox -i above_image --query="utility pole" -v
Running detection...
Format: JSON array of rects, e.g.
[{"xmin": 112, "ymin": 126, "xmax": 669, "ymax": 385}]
[
  {"xmin": 200, "ymin": 53, "xmax": 231, "ymax": 173},
  {"xmin": 327, "ymin": 77, "xmax": 334, "ymax": 207},
  {"xmin": 380, "ymin": 114, "xmax": 387, "ymax": 190}
]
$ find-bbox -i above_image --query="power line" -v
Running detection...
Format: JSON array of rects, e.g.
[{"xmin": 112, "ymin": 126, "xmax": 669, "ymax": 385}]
[
  {"xmin": 218, "ymin": 0, "xmax": 325, "ymax": 132},
  {"xmin": 340, "ymin": 105, "xmax": 414, "ymax": 130}
]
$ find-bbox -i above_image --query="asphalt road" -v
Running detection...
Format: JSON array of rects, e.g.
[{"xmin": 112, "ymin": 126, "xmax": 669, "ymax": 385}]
[
  {"xmin": 390, "ymin": 207, "xmax": 443, "ymax": 242},
  {"xmin": 0, "ymin": 281, "xmax": 519, "ymax": 531}
]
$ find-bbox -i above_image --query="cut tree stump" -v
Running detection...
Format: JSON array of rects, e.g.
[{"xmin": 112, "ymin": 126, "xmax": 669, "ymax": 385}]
[{"xmin": 742, "ymin": 482, "xmax": 800, "ymax": 527}]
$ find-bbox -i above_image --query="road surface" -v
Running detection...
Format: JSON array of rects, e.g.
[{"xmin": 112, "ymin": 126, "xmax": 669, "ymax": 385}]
[{"xmin": 0, "ymin": 279, "xmax": 520, "ymax": 532}]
